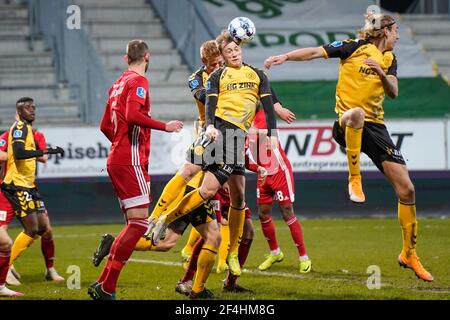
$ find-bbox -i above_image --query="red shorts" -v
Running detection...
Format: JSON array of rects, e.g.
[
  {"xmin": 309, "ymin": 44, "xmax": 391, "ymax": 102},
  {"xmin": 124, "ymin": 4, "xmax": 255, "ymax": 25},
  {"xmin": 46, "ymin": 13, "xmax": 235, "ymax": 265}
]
[
  {"xmin": 0, "ymin": 192, "xmax": 15, "ymax": 226},
  {"xmin": 257, "ymin": 168, "xmax": 295, "ymax": 205},
  {"xmin": 211, "ymin": 190, "xmax": 251, "ymax": 220},
  {"xmin": 107, "ymin": 164, "xmax": 151, "ymax": 210}
]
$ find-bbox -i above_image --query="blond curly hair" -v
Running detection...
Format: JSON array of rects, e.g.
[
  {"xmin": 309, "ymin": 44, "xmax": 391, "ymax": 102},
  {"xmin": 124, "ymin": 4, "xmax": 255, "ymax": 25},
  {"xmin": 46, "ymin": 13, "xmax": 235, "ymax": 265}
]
[{"xmin": 357, "ymin": 13, "xmax": 396, "ymax": 40}]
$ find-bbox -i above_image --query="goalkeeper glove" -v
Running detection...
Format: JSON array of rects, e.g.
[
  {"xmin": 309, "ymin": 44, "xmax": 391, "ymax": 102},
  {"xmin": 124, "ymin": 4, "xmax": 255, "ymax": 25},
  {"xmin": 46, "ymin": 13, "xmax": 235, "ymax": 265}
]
[{"xmin": 45, "ymin": 146, "xmax": 64, "ymax": 156}]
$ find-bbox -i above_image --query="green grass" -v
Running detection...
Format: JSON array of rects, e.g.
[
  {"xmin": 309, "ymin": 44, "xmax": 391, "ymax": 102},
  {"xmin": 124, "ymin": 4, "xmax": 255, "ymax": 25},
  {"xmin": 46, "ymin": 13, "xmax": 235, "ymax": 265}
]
[{"xmin": 3, "ymin": 218, "xmax": 450, "ymax": 300}]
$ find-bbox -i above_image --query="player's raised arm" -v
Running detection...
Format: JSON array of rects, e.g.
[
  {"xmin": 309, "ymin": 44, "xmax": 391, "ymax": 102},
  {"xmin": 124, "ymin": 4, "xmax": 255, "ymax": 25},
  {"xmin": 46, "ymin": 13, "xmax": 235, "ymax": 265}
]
[
  {"xmin": 270, "ymin": 86, "xmax": 296, "ymax": 124},
  {"xmin": 264, "ymin": 47, "xmax": 326, "ymax": 69},
  {"xmin": 204, "ymin": 68, "xmax": 221, "ymax": 141}
]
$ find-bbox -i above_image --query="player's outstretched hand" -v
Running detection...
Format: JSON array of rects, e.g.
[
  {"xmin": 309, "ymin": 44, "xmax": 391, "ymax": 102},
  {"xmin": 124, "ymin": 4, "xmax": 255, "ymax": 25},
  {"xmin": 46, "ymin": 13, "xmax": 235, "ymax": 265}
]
[
  {"xmin": 45, "ymin": 146, "xmax": 64, "ymax": 156},
  {"xmin": 257, "ymin": 166, "xmax": 268, "ymax": 185},
  {"xmin": 166, "ymin": 120, "xmax": 183, "ymax": 132},
  {"xmin": 205, "ymin": 124, "xmax": 219, "ymax": 142},
  {"xmin": 277, "ymin": 107, "xmax": 296, "ymax": 124},
  {"xmin": 264, "ymin": 54, "xmax": 288, "ymax": 69}
]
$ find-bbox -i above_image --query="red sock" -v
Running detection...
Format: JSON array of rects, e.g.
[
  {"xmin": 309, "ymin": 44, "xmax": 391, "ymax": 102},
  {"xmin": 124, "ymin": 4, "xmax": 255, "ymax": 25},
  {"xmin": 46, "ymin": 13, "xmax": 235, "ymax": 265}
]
[
  {"xmin": 0, "ymin": 250, "xmax": 11, "ymax": 286},
  {"xmin": 41, "ymin": 237, "xmax": 55, "ymax": 269},
  {"xmin": 226, "ymin": 237, "xmax": 253, "ymax": 286},
  {"xmin": 97, "ymin": 238, "xmax": 119, "ymax": 284},
  {"xmin": 285, "ymin": 216, "xmax": 307, "ymax": 256},
  {"xmin": 181, "ymin": 238, "xmax": 204, "ymax": 282},
  {"xmin": 101, "ymin": 218, "xmax": 148, "ymax": 293},
  {"xmin": 259, "ymin": 216, "xmax": 279, "ymax": 251}
]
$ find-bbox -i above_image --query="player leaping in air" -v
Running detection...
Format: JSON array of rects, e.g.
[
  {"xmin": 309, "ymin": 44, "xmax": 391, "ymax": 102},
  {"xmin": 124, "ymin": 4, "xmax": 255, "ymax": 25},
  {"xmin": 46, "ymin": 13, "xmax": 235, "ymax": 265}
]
[{"xmin": 264, "ymin": 13, "xmax": 433, "ymax": 282}]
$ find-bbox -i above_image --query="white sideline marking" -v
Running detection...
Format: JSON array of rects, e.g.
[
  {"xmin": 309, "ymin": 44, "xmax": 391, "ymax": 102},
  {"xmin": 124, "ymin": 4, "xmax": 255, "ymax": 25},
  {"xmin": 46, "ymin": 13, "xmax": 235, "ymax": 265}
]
[
  {"xmin": 128, "ymin": 258, "xmax": 353, "ymax": 282},
  {"xmin": 127, "ymin": 258, "xmax": 450, "ymax": 294}
]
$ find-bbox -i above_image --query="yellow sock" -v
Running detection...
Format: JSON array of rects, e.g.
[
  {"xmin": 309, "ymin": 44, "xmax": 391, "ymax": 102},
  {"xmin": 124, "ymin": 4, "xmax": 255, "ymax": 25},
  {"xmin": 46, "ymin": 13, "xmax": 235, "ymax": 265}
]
[
  {"xmin": 10, "ymin": 232, "xmax": 35, "ymax": 265},
  {"xmin": 345, "ymin": 126, "xmax": 362, "ymax": 178},
  {"xmin": 150, "ymin": 174, "xmax": 187, "ymax": 219},
  {"xmin": 182, "ymin": 227, "xmax": 201, "ymax": 255},
  {"xmin": 398, "ymin": 201, "xmax": 418, "ymax": 257},
  {"xmin": 228, "ymin": 206, "xmax": 245, "ymax": 254},
  {"xmin": 218, "ymin": 224, "xmax": 230, "ymax": 266},
  {"xmin": 192, "ymin": 244, "xmax": 218, "ymax": 293},
  {"xmin": 164, "ymin": 189, "xmax": 206, "ymax": 225},
  {"xmin": 135, "ymin": 237, "xmax": 153, "ymax": 251}
]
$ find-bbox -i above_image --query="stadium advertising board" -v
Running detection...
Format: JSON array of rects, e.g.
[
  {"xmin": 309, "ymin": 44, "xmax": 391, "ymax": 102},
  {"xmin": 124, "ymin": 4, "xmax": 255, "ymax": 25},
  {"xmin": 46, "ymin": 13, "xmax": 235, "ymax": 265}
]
[
  {"xmin": 37, "ymin": 120, "xmax": 447, "ymax": 178},
  {"xmin": 204, "ymin": 0, "xmax": 434, "ymax": 80}
]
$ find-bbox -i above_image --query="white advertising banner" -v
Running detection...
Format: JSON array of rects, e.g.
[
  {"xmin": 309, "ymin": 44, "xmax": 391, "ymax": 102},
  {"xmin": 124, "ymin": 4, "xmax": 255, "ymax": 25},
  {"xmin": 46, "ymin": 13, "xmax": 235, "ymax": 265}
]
[
  {"xmin": 37, "ymin": 120, "xmax": 447, "ymax": 178},
  {"xmin": 277, "ymin": 120, "xmax": 446, "ymax": 172},
  {"xmin": 203, "ymin": 0, "xmax": 434, "ymax": 80}
]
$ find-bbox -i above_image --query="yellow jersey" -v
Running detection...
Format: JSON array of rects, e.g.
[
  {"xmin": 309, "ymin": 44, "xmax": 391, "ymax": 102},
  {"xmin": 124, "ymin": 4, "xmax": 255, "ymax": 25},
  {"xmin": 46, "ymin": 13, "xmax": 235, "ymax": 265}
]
[
  {"xmin": 322, "ymin": 39, "xmax": 397, "ymax": 124},
  {"xmin": 3, "ymin": 120, "xmax": 37, "ymax": 188},
  {"xmin": 206, "ymin": 63, "xmax": 272, "ymax": 131}
]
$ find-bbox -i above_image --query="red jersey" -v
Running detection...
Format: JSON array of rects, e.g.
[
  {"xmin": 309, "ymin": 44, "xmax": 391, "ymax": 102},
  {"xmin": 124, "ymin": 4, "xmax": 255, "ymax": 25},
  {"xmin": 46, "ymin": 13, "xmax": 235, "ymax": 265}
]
[
  {"xmin": 103, "ymin": 70, "xmax": 151, "ymax": 166},
  {"xmin": 246, "ymin": 109, "xmax": 291, "ymax": 176}
]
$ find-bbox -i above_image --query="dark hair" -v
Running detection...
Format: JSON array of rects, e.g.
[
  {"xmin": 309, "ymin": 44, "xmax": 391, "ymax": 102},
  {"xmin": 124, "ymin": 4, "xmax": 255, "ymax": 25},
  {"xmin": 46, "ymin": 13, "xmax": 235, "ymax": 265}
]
[
  {"xmin": 16, "ymin": 97, "xmax": 34, "ymax": 108},
  {"xmin": 126, "ymin": 39, "xmax": 149, "ymax": 65}
]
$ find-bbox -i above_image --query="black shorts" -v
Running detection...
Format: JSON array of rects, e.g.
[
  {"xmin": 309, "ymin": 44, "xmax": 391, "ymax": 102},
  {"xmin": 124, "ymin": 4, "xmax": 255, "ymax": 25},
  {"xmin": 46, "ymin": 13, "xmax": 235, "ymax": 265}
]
[
  {"xmin": 203, "ymin": 117, "xmax": 246, "ymax": 185},
  {"xmin": 168, "ymin": 186, "xmax": 216, "ymax": 234},
  {"xmin": 332, "ymin": 120, "xmax": 406, "ymax": 172},
  {"xmin": 0, "ymin": 183, "xmax": 46, "ymax": 218}
]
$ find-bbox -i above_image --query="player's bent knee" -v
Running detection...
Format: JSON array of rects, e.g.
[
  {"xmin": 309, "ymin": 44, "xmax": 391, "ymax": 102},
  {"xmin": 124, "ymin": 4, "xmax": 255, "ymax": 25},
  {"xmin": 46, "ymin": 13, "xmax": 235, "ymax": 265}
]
[
  {"xmin": 243, "ymin": 222, "xmax": 254, "ymax": 239},
  {"xmin": 398, "ymin": 183, "xmax": 416, "ymax": 202},
  {"xmin": 0, "ymin": 236, "xmax": 12, "ymax": 252},
  {"xmin": 179, "ymin": 164, "xmax": 200, "ymax": 181},
  {"xmin": 206, "ymin": 229, "xmax": 221, "ymax": 248},
  {"xmin": 41, "ymin": 228, "xmax": 53, "ymax": 240},
  {"xmin": 199, "ymin": 187, "xmax": 217, "ymax": 200},
  {"xmin": 37, "ymin": 226, "xmax": 49, "ymax": 236}
]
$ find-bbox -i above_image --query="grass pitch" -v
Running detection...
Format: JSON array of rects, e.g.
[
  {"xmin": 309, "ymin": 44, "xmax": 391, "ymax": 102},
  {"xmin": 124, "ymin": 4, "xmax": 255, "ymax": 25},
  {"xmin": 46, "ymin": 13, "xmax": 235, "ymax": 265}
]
[{"xmin": 4, "ymin": 218, "xmax": 450, "ymax": 300}]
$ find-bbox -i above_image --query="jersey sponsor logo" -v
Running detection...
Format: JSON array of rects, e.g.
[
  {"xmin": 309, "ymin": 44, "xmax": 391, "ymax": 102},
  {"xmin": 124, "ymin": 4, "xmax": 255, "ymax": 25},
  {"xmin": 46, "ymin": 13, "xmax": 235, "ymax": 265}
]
[
  {"xmin": 0, "ymin": 139, "xmax": 5, "ymax": 147},
  {"xmin": 13, "ymin": 130, "xmax": 23, "ymax": 138},
  {"xmin": 189, "ymin": 79, "xmax": 200, "ymax": 90},
  {"xmin": 227, "ymin": 82, "xmax": 256, "ymax": 91},
  {"xmin": 330, "ymin": 40, "xmax": 343, "ymax": 47},
  {"xmin": 205, "ymin": 81, "xmax": 211, "ymax": 91},
  {"xmin": 136, "ymin": 87, "xmax": 146, "ymax": 99}
]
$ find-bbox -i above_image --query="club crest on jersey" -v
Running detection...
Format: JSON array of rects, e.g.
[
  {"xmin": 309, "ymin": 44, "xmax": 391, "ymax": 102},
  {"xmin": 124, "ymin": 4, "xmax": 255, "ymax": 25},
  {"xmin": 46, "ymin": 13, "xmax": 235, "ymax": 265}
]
[
  {"xmin": 136, "ymin": 87, "xmax": 146, "ymax": 99},
  {"xmin": 13, "ymin": 130, "xmax": 23, "ymax": 138},
  {"xmin": 0, "ymin": 139, "xmax": 5, "ymax": 147},
  {"xmin": 189, "ymin": 79, "xmax": 199, "ymax": 90},
  {"xmin": 330, "ymin": 40, "xmax": 343, "ymax": 47},
  {"xmin": 205, "ymin": 81, "xmax": 211, "ymax": 91}
]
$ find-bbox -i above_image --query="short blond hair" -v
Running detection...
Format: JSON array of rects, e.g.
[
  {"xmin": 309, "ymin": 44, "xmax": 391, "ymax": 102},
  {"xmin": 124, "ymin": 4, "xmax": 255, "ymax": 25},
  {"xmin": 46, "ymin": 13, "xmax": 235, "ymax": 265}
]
[
  {"xmin": 215, "ymin": 29, "xmax": 236, "ymax": 52},
  {"xmin": 126, "ymin": 39, "xmax": 149, "ymax": 65},
  {"xmin": 357, "ymin": 13, "xmax": 396, "ymax": 40},
  {"xmin": 200, "ymin": 40, "xmax": 220, "ymax": 61}
]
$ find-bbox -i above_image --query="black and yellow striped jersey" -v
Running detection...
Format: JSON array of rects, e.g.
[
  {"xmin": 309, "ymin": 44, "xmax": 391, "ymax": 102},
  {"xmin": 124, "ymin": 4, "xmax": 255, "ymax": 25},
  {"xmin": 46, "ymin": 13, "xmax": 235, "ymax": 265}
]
[
  {"xmin": 206, "ymin": 63, "xmax": 272, "ymax": 131},
  {"xmin": 3, "ymin": 121, "xmax": 37, "ymax": 188},
  {"xmin": 188, "ymin": 66, "xmax": 210, "ymax": 123},
  {"xmin": 322, "ymin": 39, "xmax": 397, "ymax": 124}
]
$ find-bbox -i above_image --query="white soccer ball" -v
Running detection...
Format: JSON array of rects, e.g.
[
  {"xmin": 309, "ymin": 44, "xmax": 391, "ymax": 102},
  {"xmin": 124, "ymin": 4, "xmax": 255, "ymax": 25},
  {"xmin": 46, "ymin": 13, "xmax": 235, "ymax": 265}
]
[{"xmin": 227, "ymin": 16, "xmax": 256, "ymax": 44}]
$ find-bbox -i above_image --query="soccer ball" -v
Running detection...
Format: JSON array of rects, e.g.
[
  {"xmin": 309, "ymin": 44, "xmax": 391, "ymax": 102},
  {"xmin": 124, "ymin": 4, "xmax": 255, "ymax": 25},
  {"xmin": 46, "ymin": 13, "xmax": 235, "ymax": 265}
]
[{"xmin": 227, "ymin": 17, "xmax": 256, "ymax": 44}]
